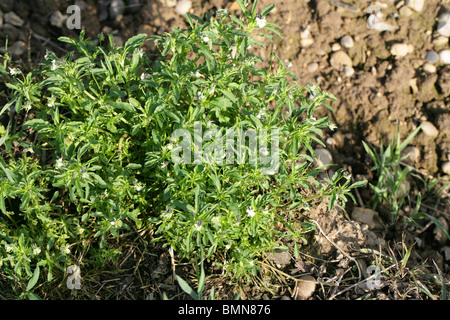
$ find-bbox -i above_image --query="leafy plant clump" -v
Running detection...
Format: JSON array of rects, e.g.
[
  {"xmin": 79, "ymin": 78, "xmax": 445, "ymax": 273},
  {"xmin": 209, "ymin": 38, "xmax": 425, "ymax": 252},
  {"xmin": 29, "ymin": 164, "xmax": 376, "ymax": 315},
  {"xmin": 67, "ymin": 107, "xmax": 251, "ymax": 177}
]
[{"xmin": 0, "ymin": 1, "xmax": 363, "ymax": 298}]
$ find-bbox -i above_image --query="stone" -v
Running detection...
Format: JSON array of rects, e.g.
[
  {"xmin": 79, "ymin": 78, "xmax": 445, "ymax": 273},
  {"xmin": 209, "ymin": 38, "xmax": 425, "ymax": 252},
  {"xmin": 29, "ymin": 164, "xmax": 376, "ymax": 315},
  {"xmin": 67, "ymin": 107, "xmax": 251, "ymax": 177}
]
[
  {"xmin": 437, "ymin": 11, "xmax": 450, "ymax": 38},
  {"xmin": 421, "ymin": 121, "xmax": 439, "ymax": 137},
  {"xmin": 0, "ymin": 0, "xmax": 13, "ymax": 12},
  {"xmin": 442, "ymin": 162, "xmax": 450, "ymax": 175},
  {"xmin": 406, "ymin": 0, "xmax": 424, "ymax": 12},
  {"xmin": 314, "ymin": 148, "xmax": 333, "ymax": 168},
  {"xmin": 352, "ymin": 207, "xmax": 378, "ymax": 229},
  {"xmin": 9, "ymin": 40, "xmax": 26, "ymax": 56},
  {"xmin": 175, "ymin": 0, "xmax": 192, "ymax": 16},
  {"xmin": 49, "ymin": 11, "xmax": 68, "ymax": 28},
  {"xmin": 425, "ymin": 50, "xmax": 439, "ymax": 63},
  {"xmin": 0, "ymin": 10, "xmax": 3, "ymax": 28},
  {"xmin": 423, "ymin": 63, "xmax": 436, "ymax": 73},
  {"xmin": 439, "ymin": 50, "xmax": 450, "ymax": 64},
  {"xmin": 293, "ymin": 275, "xmax": 316, "ymax": 300},
  {"xmin": 307, "ymin": 62, "xmax": 318, "ymax": 73},
  {"xmin": 401, "ymin": 146, "xmax": 420, "ymax": 162},
  {"xmin": 343, "ymin": 65, "xmax": 355, "ymax": 77},
  {"xmin": 390, "ymin": 43, "xmax": 413, "ymax": 58},
  {"xmin": 332, "ymin": 43, "xmax": 342, "ymax": 51},
  {"xmin": 300, "ymin": 38, "xmax": 314, "ymax": 48},
  {"xmin": 399, "ymin": 6, "xmax": 414, "ymax": 17},
  {"xmin": 4, "ymin": 12, "xmax": 24, "ymax": 27},
  {"xmin": 330, "ymin": 51, "xmax": 352, "ymax": 70},
  {"xmin": 340, "ymin": 35, "xmax": 354, "ymax": 48},
  {"xmin": 165, "ymin": 0, "xmax": 177, "ymax": 7}
]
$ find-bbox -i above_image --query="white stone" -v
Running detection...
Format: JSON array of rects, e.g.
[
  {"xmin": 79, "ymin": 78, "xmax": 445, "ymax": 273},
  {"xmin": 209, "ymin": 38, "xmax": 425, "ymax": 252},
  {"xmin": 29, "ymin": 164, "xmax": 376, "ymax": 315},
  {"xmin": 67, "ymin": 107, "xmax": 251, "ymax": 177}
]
[
  {"xmin": 390, "ymin": 43, "xmax": 413, "ymax": 58},
  {"xmin": 300, "ymin": 38, "xmax": 314, "ymax": 48},
  {"xmin": 343, "ymin": 65, "xmax": 355, "ymax": 77},
  {"xmin": 332, "ymin": 43, "xmax": 341, "ymax": 51},
  {"xmin": 439, "ymin": 49, "xmax": 450, "ymax": 64},
  {"xmin": 437, "ymin": 11, "xmax": 450, "ymax": 37},
  {"xmin": 406, "ymin": 0, "xmax": 424, "ymax": 12},
  {"xmin": 423, "ymin": 63, "xmax": 436, "ymax": 73},
  {"xmin": 442, "ymin": 162, "xmax": 450, "ymax": 175},
  {"xmin": 165, "ymin": 0, "xmax": 177, "ymax": 7},
  {"xmin": 109, "ymin": 0, "xmax": 125, "ymax": 19},
  {"xmin": 175, "ymin": 0, "xmax": 192, "ymax": 16},
  {"xmin": 421, "ymin": 121, "xmax": 439, "ymax": 137},
  {"xmin": 50, "ymin": 11, "xmax": 68, "ymax": 28},
  {"xmin": 340, "ymin": 35, "xmax": 354, "ymax": 48}
]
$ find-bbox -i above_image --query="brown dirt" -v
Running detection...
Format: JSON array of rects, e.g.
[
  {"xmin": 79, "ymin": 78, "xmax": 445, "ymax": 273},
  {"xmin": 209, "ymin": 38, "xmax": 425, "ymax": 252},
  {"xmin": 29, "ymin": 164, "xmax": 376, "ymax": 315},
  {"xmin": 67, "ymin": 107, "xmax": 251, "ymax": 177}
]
[{"xmin": 1, "ymin": 0, "xmax": 449, "ymax": 299}]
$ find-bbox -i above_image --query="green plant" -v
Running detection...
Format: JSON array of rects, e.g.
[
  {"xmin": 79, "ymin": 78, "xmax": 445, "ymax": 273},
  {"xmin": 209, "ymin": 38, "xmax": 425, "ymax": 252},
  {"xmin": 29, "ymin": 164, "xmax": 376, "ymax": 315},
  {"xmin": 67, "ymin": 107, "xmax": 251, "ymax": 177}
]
[
  {"xmin": 1, "ymin": 0, "xmax": 364, "ymax": 298},
  {"xmin": 362, "ymin": 125, "xmax": 422, "ymax": 224},
  {"xmin": 363, "ymin": 125, "xmax": 450, "ymax": 241}
]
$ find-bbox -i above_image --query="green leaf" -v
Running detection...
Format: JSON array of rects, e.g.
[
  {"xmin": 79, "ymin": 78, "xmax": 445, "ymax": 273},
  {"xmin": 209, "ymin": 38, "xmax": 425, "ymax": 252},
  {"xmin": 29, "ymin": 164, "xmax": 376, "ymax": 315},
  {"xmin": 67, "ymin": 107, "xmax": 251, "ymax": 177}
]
[
  {"xmin": 26, "ymin": 265, "xmax": 40, "ymax": 291},
  {"xmin": 262, "ymin": 4, "xmax": 276, "ymax": 16},
  {"xmin": 176, "ymin": 275, "xmax": 199, "ymax": 300}
]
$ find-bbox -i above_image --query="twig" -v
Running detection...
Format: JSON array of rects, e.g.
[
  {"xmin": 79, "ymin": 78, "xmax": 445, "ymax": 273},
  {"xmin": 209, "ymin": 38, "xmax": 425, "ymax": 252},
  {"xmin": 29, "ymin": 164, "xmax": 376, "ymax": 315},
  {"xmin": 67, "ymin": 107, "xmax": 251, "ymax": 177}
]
[{"xmin": 329, "ymin": 264, "xmax": 396, "ymax": 300}]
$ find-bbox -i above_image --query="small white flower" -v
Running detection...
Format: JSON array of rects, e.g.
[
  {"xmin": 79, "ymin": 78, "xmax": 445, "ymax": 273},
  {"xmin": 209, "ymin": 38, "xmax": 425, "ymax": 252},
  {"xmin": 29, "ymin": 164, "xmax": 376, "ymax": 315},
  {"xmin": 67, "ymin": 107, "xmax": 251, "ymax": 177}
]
[
  {"xmin": 167, "ymin": 142, "xmax": 174, "ymax": 150},
  {"xmin": 195, "ymin": 71, "xmax": 202, "ymax": 78},
  {"xmin": 32, "ymin": 245, "xmax": 41, "ymax": 255},
  {"xmin": 140, "ymin": 73, "xmax": 150, "ymax": 80},
  {"xmin": 246, "ymin": 207, "xmax": 256, "ymax": 218},
  {"xmin": 60, "ymin": 245, "xmax": 70, "ymax": 254},
  {"xmin": 47, "ymin": 97, "xmax": 56, "ymax": 108},
  {"xmin": 78, "ymin": 227, "xmax": 85, "ymax": 234},
  {"xmin": 9, "ymin": 68, "xmax": 21, "ymax": 76},
  {"xmin": 257, "ymin": 110, "xmax": 266, "ymax": 120},
  {"xmin": 133, "ymin": 180, "xmax": 143, "ymax": 191},
  {"xmin": 259, "ymin": 147, "xmax": 269, "ymax": 156},
  {"xmin": 203, "ymin": 36, "xmax": 210, "ymax": 43},
  {"xmin": 55, "ymin": 157, "xmax": 65, "ymax": 169},
  {"xmin": 134, "ymin": 48, "xmax": 144, "ymax": 58},
  {"xmin": 160, "ymin": 161, "xmax": 169, "ymax": 169},
  {"xmin": 111, "ymin": 219, "xmax": 123, "ymax": 227},
  {"xmin": 216, "ymin": 8, "xmax": 228, "ymax": 15},
  {"xmin": 5, "ymin": 244, "xmax": 13, "ymax": 253},
  {"xmin": 256, "ymin": 16, "xmax": 266, "ymax": 28},
  {"xmin": 197, "ymin": 92, "xmax": 205, "ymax": 100},
  {"xmin": 24, "ymin": 101, "xmax": 32, "ymax": 112}
]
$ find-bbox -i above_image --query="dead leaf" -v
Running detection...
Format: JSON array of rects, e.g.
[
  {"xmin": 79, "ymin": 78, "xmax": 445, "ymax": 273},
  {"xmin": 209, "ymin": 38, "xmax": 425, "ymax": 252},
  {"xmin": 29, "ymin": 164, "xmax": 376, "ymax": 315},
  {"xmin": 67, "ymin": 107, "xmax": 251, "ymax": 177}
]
[{"xmin": 293, "ymin": 275, "xmax": 316, "ymax": 300}]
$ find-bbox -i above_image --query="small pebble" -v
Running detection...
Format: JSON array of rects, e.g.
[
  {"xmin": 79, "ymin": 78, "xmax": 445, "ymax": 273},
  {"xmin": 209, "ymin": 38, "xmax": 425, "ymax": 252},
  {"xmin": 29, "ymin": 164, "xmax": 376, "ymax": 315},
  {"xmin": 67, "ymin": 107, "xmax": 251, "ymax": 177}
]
[
  {"xmin": 421, "ymin": 121, "xmax": 439, "ymax": 137},
  {"xmin": 300, "ymin": 38, "xmax": 314, "ymax": 47},
  {"xmin": 343, "ymin": 65, "xmax": 355, "ymax": 77},
  {"xmin": 390, "ymin": 43, "xmax": 413, "ymax": 58},
  {"xmin": 307, "ymin": 62, "xmax": 318, "ymax": 73},
  {"xmin": 175, "ymin": 0, "xmax": 192, "ymax": 16},
  {"xmin": 50, "ymin": 11, "xmax": 68, "ymax": 28},
  {"xmin": 340, "ymin": 35, "xmax": 354, "ymax": 48},
  {"xmin": 165, "ymin": 0, "xmax": 177, "ymax": 7},
  {"xmin": 401, "ymin": 146, "xmax": 420, "ymax": 162},
  {"xmin": 332, "ymin": 43, "xmax": 341, "ymax": 51},
  {"xmin": 439, "ymin": 50, "xmax": 450, "ymax": 64},
  {"xmin": 399, "ymin": 6, "xmax": 414, "ymax": 17},
  {"xmin": 442, "ymin": 162, "xmax": 450, "ymax": 175},
  {"xmin": 330, "ymin": 50, "xmax": 353, "ymax": 70},
  {"xmin": 437, "ymin": 11, "xmax": 450, "ymax": 37},
  {"xmin": 4, "ymin": 12, "xmax": 24, "ymax": 27},
  {"xmin": 314, "ymin": 148, "xmax": 333, "ymax": 168},
  {"xmin": 425, "ymin": 50, "xmax": 439, "ymax": 63},
  {"xmin": 406, "ymin": 0, "xmax": 424, "ymax": 12},
  {"xmin": 423, "ymin": 63, "xmax": 436, "ymax": 73}
]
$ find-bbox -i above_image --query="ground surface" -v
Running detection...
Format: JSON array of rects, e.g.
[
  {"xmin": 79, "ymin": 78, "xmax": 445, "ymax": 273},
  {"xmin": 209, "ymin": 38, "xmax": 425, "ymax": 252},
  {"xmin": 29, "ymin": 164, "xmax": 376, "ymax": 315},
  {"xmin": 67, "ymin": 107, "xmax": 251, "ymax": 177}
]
[{"xmin": 1, "ymin": 0, "xmax": 449, "ymax": 300}]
